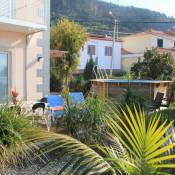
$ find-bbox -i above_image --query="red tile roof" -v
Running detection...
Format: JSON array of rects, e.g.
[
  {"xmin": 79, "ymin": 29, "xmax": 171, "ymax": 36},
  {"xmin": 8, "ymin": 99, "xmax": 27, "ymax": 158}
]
[
  {"xmin": 123, "ymin": 28, "xmax": 175, "ymax": 39},
  {"xmin": 88, "ymin": 34, "xmax": 122, "ymax": 42},
  {"xmin": 165, "ymin": 28, "xmax": 175, "ymax": 36}
]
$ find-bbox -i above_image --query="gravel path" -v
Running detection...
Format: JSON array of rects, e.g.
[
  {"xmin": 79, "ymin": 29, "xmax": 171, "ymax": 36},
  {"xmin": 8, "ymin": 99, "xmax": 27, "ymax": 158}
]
[{"xmin": 1, "ymin": 158, "xmax": 67, "ymax": 175}]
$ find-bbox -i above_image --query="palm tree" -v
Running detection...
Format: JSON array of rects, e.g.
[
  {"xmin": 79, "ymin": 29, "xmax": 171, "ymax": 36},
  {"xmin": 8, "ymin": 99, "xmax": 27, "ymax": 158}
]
[{"xmin": 55, "ymin": 105, "xmax": 175, "ymax": 175}]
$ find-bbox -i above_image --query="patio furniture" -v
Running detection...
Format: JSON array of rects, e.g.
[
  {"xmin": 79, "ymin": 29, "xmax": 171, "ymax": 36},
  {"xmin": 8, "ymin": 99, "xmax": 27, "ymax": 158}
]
[
  {"xmin": 46, "ymin": 95, "xmax": 65, "ymax": 117},
  {"xmin": 161, "ymin": 92, "xmax": 174, "ymax": 108},
  {"xmin": 150, "ymin": 92, "xmax": 164, "ymax": 110},
  {"xmin": 69, "ymin": 92, "xmax": 85, "ymax": 105},
  {"xmin": 31, "ymin": 95, "xmax": 64, "ymax": 131}
]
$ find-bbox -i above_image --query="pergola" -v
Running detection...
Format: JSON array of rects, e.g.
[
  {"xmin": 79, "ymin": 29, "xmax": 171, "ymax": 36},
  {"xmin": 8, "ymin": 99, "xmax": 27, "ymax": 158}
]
[{"xmin": 50, "ymin": 50, "xmax": 67, "ymax": 58}]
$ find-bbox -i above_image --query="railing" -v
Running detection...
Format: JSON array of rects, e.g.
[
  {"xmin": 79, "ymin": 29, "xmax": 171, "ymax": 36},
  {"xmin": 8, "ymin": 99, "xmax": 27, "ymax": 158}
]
[
  {"xmin": 0, "ymin": 0, "xmax": 47, "ymax": 25},
  {"xmin": 93, "ymin": 65, "xmax": 109, "ymax": 80}
]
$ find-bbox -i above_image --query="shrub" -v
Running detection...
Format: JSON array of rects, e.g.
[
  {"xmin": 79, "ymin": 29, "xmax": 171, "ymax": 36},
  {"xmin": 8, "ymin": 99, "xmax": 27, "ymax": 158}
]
[
  {"xmin": 83, "ymin": 57, "xmax": 97, "ymax": 81},
  {"xmin": 131, "ymin": 48, "xmax": 175, "ymax": 80},
  {"xmin": 63, "ymin": 96, "xmax": 106, "ymax": 144},
  {"xmin": 69, "ymin": 75, "xmax": 86, "ymax": 92},
  {"xmin": 0, "ymin": 105, "xmax": 35, "ymax": 169}
]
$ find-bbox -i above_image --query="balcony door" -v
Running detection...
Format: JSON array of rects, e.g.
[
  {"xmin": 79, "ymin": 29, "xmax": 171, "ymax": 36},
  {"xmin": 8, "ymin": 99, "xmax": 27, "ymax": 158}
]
[{"xmin": 0, "ymin": 53, "xmax": 8, "ymax": 103}]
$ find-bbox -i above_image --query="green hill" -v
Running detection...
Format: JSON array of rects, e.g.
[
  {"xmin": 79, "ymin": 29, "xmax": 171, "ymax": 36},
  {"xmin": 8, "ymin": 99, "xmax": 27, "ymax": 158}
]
[{"xmin": 51, "ymin": 0, "xmax": 175, "ymax": 36}]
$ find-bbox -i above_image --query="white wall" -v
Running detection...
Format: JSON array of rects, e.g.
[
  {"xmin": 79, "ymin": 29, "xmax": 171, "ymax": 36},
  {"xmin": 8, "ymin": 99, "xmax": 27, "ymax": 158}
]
[{"xmin": 80, "ymin": 38, "xmax": 121, "ymax": 70}]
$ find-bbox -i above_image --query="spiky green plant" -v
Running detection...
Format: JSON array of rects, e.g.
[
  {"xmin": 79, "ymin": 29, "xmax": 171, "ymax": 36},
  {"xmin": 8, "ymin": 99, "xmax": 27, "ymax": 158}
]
[
  {"xmin": 54, "ymin": 105, "xmax": 175, "ymax": 175},
  {"xmin": 0, "ymin": 104, "xmax": 34, "ymax": 169},
  {"xmin": 101, "ymin": 105, "xmax": 175, "ymax": 175},
  {"xmin": 0, "ymin": 104, "xmax": 113, "ymax": 174},
  {"xmin": 2, "ymin": 102, "xmax": 175, "ymax": 175}
]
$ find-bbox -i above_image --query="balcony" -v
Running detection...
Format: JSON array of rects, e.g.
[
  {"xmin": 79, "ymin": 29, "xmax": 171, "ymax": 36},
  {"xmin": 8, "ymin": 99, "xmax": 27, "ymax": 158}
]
[{"xmin": 0, "ymin": 0, "xmax": 48, "ymax": 34}]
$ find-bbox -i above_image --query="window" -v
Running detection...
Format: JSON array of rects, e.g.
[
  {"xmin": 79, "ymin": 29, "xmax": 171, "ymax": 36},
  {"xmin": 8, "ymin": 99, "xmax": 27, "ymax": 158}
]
[
  {"xmin": 105, "ymin": 46, "xmax": 112, "ymax": 56},
  {"xmin": 87, "ymin": 45, "xmax": 96, "ymax": 55},
  {"xmin": 0, "ymin": 52, "xmax": 8, "ymax": 103},
  {"xmin": 157, "ymin": 39, "xmax": 163, "ymax": 48},
  {"xmin": 174, "ymin": 41, "xmax": 175, "ymax": 48}
]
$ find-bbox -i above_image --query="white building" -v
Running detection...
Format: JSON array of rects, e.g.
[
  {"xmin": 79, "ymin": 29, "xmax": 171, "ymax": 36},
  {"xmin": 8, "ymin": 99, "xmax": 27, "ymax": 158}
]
[{"xmin": 79, "ymin": 35, "xmax": 122, "ymax": 72}]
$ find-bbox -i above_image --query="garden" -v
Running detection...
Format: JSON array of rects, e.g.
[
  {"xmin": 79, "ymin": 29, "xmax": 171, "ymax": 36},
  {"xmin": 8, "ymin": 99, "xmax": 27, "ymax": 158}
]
[{"xmin": 1, "ymin": 18, "xmax": 175, "ymax": 174}]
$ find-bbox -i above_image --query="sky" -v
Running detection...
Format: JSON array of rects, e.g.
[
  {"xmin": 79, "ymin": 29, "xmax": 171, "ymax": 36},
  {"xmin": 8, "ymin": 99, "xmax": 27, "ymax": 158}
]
[{"xmin": 104, "ymin": 0, "xmax": 175, "ymax": 17}]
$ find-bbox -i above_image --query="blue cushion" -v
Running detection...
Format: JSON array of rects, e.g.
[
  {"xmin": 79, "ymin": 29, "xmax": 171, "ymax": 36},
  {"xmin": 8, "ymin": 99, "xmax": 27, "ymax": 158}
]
[
  {"xmin": 69, "ymin": 92, "xmax": 84, "ymax": 105},
  {"xmin": 47, "ymin": 95, "xmax": 64, "ymax": 107},
  {"xmin": 47, "ymin": 95, "xmax": 65, "ymax": 117}
]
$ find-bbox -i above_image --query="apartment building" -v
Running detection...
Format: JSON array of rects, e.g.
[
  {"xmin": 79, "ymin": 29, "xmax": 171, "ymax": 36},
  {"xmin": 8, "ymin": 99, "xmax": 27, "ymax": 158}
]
[
  {"xmin": 0, "ymin": 0, "xmax": 50, "ymax": 103},
  {"xmin": 79, "ymin": 35, "xmax": 122, "ymax": 72}
]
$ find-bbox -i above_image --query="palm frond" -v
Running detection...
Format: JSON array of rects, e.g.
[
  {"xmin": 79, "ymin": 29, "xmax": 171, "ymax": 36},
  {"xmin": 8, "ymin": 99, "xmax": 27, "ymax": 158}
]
[{"xmin": 104, "ymin": 105, "xmax": 175, "ymax": 174}]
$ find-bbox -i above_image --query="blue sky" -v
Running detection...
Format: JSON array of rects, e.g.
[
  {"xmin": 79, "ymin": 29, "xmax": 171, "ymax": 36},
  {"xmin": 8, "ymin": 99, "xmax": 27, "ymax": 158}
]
[{"xmin": 104, "ymin": 0, "xmax": 175, "ymax": 17}]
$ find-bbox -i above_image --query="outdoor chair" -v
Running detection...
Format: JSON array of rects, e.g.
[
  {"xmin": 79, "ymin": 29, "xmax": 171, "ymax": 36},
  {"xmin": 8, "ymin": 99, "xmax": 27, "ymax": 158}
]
[
  {"xmin": 32, "ymin": 95, "xmax": 65, "ymax": 131},
  {"xmin": 46, "ymin": 95, "xmax": 65, "ymax": 117},
  {"xmin": 69, "ymin": 92, "xmax": 85, "ymax": 105},
  {"xmin": 161, "ymin": 92, "xmax": 174, "ymax": 108},
  {"xmin": 149, "ymin": 92, "xmax": 164, "ymax": 111}
]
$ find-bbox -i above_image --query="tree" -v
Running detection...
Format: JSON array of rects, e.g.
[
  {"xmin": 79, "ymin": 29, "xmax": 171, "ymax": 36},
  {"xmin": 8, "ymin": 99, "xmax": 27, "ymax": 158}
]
[
  {"xmin": 83, "ymin": 57, "xmax": 97, "ymax": 81},
  {"xmin": 51, "ymin": 18, "xmax": 88, "ymax": 86},
  {"xmin": 131, "ymin": 48, "xmax": 175, "ymax": 80}
]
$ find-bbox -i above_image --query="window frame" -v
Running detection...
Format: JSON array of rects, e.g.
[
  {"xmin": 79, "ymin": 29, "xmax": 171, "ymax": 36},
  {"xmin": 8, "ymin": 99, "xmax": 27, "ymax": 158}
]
[
  {"xmin": 105, "ymin": 46, "xmax": 112, "ymax": 56},
  {"xmin": 87, "ymin": 45, "xmax": 96, "ymax": 56},
  {"xmin": 157, "ymin": 38, "xmax": 163, "ymax": 48}
]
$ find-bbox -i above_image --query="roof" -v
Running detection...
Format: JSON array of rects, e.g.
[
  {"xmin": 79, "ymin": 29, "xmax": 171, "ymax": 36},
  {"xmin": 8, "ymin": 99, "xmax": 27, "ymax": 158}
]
[
  {"xmin": 88, "ymin": 34, "xmax": 123, "ymax": 42},
  {"xmin": 121, "ymin": 48, "xmax": 133, "ymax": 55},
  {"xmin": 165, "ymin": 28, "xmax": 175, "ymax": 36},
  {"xmin": 50, "ymin": 50, "xmax": 65, "ymax": 58},
  {"xmin": 122, "ymin": 28, "xmax": 175, "ymax": 39}
]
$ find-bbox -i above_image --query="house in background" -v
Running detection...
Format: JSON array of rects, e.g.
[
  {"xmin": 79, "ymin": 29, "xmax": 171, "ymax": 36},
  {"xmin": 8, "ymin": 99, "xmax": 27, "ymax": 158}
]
[
  {"xmin": 0, "ymin": 0, "xmax": 50, "ymax": 103},
  {"xmin": 121, "ymin": 29, "xmax": 175, "ymax": 72},
  {"xmin": 79, "ymin": 34, "xmax": 122, "ymax": 73},
  {"xmin": 121, "ymin": 48, "xmax": 143, "ymax": 72}
]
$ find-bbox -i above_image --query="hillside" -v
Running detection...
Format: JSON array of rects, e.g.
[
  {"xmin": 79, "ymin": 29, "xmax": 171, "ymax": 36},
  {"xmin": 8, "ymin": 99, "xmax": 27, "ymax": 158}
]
[{"xmin": 51, "ymin": 0, "xmax": 175, "ymax": 36}]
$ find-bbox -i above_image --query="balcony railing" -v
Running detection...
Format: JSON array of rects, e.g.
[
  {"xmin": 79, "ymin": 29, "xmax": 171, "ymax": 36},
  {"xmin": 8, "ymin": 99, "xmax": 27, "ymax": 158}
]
[{"xmin": 0, "ymin": 0, "xmax": 46, "ymax": 25}]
